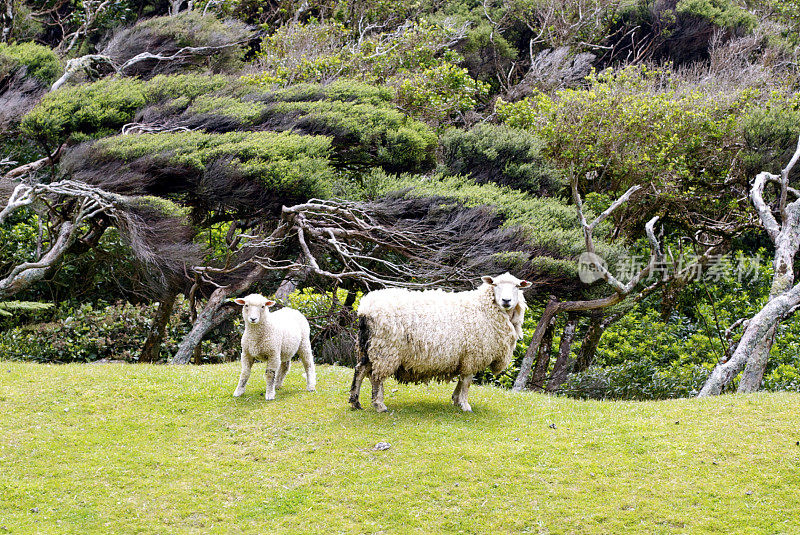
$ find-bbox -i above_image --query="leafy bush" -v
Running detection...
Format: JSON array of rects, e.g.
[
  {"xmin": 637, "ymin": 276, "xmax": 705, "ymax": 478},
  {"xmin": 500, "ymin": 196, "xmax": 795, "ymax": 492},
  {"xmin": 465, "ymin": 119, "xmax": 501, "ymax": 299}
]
[
  {"xmin": 739, "ymin": 98, "xmax": 800, "ymax": 180},
  {"xmin": 283, "ymin": 287, "xmax": 361, "ymax": 367},
  {"xmin": 558, "ymin": 361, "xmax": 712, "ymax": 400},
  {"xmin": 497, "ymin": 64, "xmax": 750, "ymax": 194},
  {"xmin": 143, "ymin": 73, "xmax": 231, "ymax": 102},
  {"xmin": 90, "ymin": 130, "xmax": 336, "ymax": 201},
  {"xmin": 0, "ymin": 298, "xmax": 244, "ymax": 364},
  {"xmin": 248, "ymin": 19, "xmax": 464, "ymax": 86},
  {"xmin": 676, "ymin": 0, "xmax": 757, "ymax": 33},
  {"xmin": 439, "ymin": 124, "xmax": 564, "ymax": 194},
  {"xmin": 381, "ymin": 173, "xmax": 626, "ymax": 287},
  {"xmin": 0, "ymin": 42, "xmax": 61, "ymax": 85},
  {"xmin": 264, "ymin": 98, "xmax": 436, "ymax": 172},
  {"xmin": 395, "ymin": 63, "xmax": 490, "ymax": 126},
  {"xmin": 556, "ymin": 251, "xmax": 800, "ymax": 399},
  {"xmin": 20, "ymin": 78, "xmax": 147, "ymax": 151}
]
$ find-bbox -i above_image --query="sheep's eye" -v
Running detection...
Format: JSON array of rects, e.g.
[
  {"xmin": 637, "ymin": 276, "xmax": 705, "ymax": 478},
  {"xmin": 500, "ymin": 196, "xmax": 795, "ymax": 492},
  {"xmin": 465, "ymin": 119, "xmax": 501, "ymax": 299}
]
[{"xmin": 261, "ymin": 305, "xmax": 265, "ymax": 308}]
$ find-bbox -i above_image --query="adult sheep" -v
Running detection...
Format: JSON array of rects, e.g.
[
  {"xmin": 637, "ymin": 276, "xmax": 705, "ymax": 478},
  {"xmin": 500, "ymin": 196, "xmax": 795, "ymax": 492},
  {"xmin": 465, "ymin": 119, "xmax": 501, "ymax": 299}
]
[
  {"xmin": 349, "ymin": 273, "xmax": 530, "ymax": 412},
  {"xmin": 233, "ymin": 294, "xmax": 316, "ymax": 400}
]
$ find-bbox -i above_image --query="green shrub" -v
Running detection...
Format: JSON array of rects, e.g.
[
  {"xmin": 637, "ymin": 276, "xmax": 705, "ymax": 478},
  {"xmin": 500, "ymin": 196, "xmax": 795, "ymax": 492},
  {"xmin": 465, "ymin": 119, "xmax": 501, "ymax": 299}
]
[
  {"xmin": 497, "ymin": 64, "xmax": 750, "ymax": 194},
  {"xmin": 739, "ymin": 100, "xmax": 800, "ymax": 180},
  {"xmin": 558, "ymin": 361, "xmax": 712, "ymax": 400},
  {"xmin": 104, "ymin": 12, "xmax": 251, "ymax": 75},
  {"xmin": 263, "ymin": 94, "xmax": 437, "ymax": 172},
  {"xmin": 395, "ymin": 63, "xmax": 489, "ymax": 126},
  {"xmin": 20, "ymin": 78, "xmax": 147, "ymax": 151},
  {"xmin": 439, "ymin": 124, "xmax": 564, "ymax": 194},
  {"xmin": 0, "ymin": 42, "xmax": 61, "ymax": 85},
  {"xmin": 92, "ymin": 130, "xmax": 336, "ymax": 199},
  {"xmin": 0, "ymin": 298, "xmax": 238, "ymax": 363},
  {"xmin": 676, "ymin": 0, "xmax": 757, "ymax": 33},
  {"xmin": 282, "ymin": 287, "xmax": 361, "ymax": 367},
  {"xmin": 555, "ymin": 252, "xmax": 800, "ymax": 399},
  {"xmin": 247, "ymin": 19, "xmax": 464, "ymax": 86},
  {"xmin": 143, "ymin": 73, "xmax": 231, "ymax": 102}
]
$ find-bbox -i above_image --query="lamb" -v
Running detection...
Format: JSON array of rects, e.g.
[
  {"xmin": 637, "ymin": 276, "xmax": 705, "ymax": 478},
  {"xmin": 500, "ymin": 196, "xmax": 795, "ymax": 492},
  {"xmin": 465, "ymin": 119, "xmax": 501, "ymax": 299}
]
[
  {"xmin": 233, "ymin": 294, "xmax": 316, "ymax": 400},
  {"xmin": 349, "ymin": 272, "xmax": 531, "ymax": 412}
]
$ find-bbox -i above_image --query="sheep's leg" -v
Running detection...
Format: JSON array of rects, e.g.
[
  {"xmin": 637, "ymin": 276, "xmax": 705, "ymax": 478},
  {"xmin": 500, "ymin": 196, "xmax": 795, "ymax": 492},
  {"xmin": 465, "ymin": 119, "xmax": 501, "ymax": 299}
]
[
  {"xmin": 298, "ymin": 339, "xmax": 316, "ymax": 392},
  {"xmin": 264, "ymin": 353, "xmax": 280, "ymax": 401},
  {"xmin": 233, "ymin": 353, "xmax": 253, "ymax": 397},
  {"xmin": 455, "ymin": 374, "xmax": 474, "ymax": 412},
  {"xmin": 349, "ymin": 361, "xmax": 370, "ymax": 410},
  {"xmin": 451, "ymin": 378, "xmax": 463, "ymax": 407},
  {"xmin": 275, "ymin": 359, "xmax": 291, "ymax": 390},
  {"xmin": 370, "ymin": 373, "xmax": 387, "ymax": 413}
]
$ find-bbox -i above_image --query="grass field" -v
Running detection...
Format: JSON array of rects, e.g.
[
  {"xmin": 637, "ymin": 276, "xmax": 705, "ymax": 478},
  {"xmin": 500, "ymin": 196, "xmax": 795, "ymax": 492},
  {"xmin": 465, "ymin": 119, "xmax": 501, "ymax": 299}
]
[{"xmin": 1, "ymin": 361, "xmax": 799, "ymax": 534}]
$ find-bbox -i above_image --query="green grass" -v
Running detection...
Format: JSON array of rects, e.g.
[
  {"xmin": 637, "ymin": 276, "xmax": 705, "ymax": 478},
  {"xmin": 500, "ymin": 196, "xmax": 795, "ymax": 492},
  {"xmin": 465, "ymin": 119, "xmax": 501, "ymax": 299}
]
[{"xmin": 1, "ymin": 362, "xmax": 799, "ymax": 534}]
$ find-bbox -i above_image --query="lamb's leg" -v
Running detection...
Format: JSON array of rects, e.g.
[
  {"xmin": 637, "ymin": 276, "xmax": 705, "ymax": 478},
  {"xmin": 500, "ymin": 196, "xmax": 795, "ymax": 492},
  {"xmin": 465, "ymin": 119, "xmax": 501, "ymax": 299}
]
[
  {"xmin": 370, "ymin": 372, "xmax": 387, "ymax": 413},
  {"xmin": 298, "ymin": 339, "xmax": 316, "ymax": 392},
  {"xmin": 264, "ymin": 352, "xmax": 280, "ymax": 401},
  {"xmin": 275, "ymin": 359, "xmax": 291, "ymax": 390},
  {"xmin": 233, "ymin": 353, "xmax": 253, "ymax": 397},
  {"xmin": 455, "ymin": 374, "xmax": 474, "ymax": 412},
  {"xmin": 264, "ymin": 368, "xmax": 278, "ymax": 401},
  {"xmin": 349, "ymin": 361, "xmax": 370, "ymax": 410}
]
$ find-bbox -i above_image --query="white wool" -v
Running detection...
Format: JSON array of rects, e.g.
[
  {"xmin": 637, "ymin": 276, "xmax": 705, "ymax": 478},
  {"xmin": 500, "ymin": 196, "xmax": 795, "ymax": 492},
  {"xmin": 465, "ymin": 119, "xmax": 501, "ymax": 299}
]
[
  {"xmin": 233, "ymin": 293, "xmax": 316, "ymax": 399},
  {"xmin": 351, "ymin": 273, "xmax": 529, "ymax": 412},
  {"xmin": 358, "ymin": 283, "xmax": 518, "ymax": 380}
]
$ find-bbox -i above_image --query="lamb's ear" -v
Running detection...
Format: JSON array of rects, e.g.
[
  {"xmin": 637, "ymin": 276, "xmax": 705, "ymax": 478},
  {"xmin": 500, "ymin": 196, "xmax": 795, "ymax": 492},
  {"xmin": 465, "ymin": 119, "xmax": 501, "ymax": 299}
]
[
  {"xmin": 481, "ymin": 275, "xmax": 495, "ymax": 285},
  {"xmin": 265, "ymin": 300, "xmax": 276, "ymax": 307},
  {"xmin": 234, "ymin": 298, "xmax": 247, "ymax": 306},
  {"xmin": 518, "ymin": 280, "xmax": 532, "ymax": 288}
]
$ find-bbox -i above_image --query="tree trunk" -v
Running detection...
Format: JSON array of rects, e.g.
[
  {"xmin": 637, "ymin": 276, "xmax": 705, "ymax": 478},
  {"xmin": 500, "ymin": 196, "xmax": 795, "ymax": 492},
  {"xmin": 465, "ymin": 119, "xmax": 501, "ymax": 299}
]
[
  {"xmin": 574, "ymin": 312, "xmax": 605, "ymax": 373},
  {"xmin": 529, "ymin": 317, "xmax": 556, "ymax": 391},
  {"xmin": 139, "ymin": 293, "xmax": 177, "ymax": 363},
  {"xmin": 546, "ymin": 314, "xmax": 578, "ymax": 392},
  {"xmin": 738, "ymin": 241, "xmax": 796, "ymax": 392},
  {"xmin": 173, "ymin": 276, "xmax": 260, "ymax": 364},
  {"xmin": 512, "ymin": 297, "xmax": 559, "ymax": 391},
  {"xmin": 0, "ymin": 221, "xmax": 77, "ymax": 299},
  {"xmin": 699, "ymin": 282, "xmax": 800, "ymax": 396},
  {"xmin": 274, "ymin": 264, "xmax": 310, "ymax": 301},
  {"xmin": 1, "ymin": 0, "xmax": 12, "ymax": 43},
  {"xmin": 173, "ymin": 222, "xmax": 290, "ymax": 364}
]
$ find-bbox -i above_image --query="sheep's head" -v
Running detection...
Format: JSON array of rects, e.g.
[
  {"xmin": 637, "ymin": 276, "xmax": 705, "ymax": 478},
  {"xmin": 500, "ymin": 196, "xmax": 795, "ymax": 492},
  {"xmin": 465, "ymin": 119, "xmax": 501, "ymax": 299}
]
[
  {"xmin": 481, "ymin": 273, "xmax": 531, "ymax": 311},
  {"xmin": 234, "ymin": 294, "xmax": 275, "ymax": 325}
]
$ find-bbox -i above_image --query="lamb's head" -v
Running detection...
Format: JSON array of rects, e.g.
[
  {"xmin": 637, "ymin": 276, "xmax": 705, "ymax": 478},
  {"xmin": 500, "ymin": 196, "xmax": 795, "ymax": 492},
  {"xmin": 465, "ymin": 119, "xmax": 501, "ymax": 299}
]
[
  {"xmin": 234, "ymin": 294, "xmax": 275, "ymax": 325},
  {"xmin": 481, "ymin": 273, "xmax": 531, "ymax": 311}
]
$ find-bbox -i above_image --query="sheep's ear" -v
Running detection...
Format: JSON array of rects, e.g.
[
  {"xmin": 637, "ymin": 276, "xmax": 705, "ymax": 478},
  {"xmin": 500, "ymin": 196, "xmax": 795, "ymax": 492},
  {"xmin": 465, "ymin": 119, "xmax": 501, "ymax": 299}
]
[
  {"xmin": 518, "ymin": 280, "xmax": 532, "ymax": 288},
  {"xmin": 265, "ymin": 300, "xmax": 276, "ymax": 307},
  {"xmin": 234, "ymin": 298, "xmax": 246, "ymax": 306},
  {"xmin": 481, "ymin": 276, "xmax": 495, "ymax": 285}
]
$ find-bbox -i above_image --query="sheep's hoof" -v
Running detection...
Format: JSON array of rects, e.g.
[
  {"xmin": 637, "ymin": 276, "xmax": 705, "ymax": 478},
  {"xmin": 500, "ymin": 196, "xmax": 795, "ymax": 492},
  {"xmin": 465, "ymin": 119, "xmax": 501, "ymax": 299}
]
[
  {"xmin": 350, "ymin": 400, "xmax": 363, "ymax": 410},
  {"xmin": 265, "ymin": 392, "xmax": 276, "ymax": 401},
  {"xmin": 459, "ymin": 403, "xmax": 473, "ymax": 413},
  {"xmin": 233, "ymin": 388, "xmax": 245, "ymax": 397},
  {"xmin": 372, "ymin": 402, "xmax": 388, "ymax": 413},
  {"xmin": 306, "ymin": 385, "xmax": 316, "ymax": 392}
]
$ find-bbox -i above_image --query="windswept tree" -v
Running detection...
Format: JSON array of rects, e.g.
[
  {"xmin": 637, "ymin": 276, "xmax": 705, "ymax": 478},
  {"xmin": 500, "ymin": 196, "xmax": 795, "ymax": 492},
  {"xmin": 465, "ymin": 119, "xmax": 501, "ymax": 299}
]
[{"xmin": 700, "ymin": 137, "xmax": 800, "ymax": 395}]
